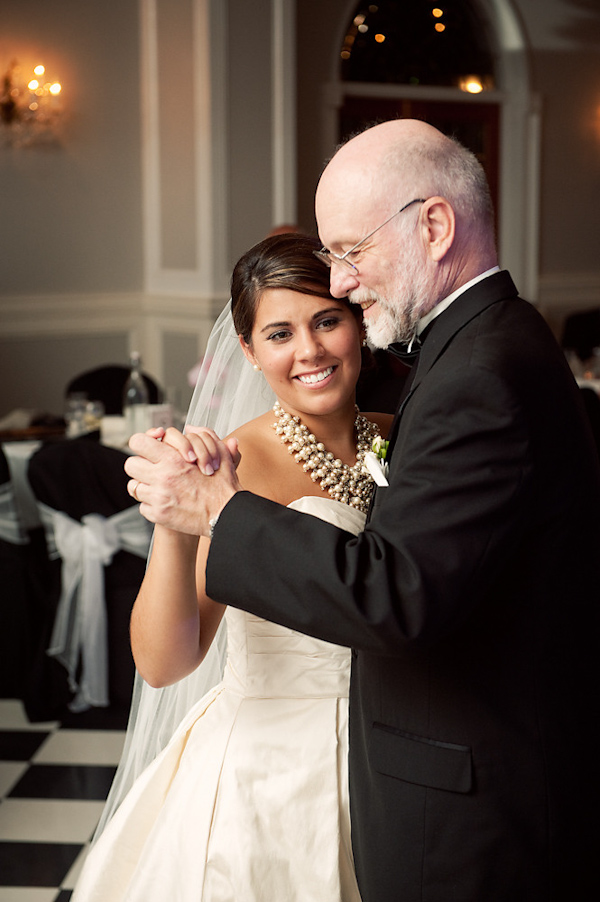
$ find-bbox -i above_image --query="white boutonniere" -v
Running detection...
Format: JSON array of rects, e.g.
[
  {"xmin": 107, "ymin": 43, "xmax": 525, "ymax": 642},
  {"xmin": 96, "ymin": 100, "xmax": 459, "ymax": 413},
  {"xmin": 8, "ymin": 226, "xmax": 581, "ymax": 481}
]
[{"xmin": 363, "ymin": 436, "xmax": 390, "ymax": 487}]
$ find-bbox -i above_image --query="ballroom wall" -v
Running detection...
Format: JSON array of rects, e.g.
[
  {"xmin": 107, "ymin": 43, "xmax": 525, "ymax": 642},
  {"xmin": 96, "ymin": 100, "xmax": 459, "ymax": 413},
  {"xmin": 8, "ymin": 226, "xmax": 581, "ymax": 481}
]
[
  {"xmin": 1, "ymin": 0, "xmax": 599, "ymax": 419},
  {"xmin": 0, "ymin": 0, "xmax": 283, "ymax": 419}
]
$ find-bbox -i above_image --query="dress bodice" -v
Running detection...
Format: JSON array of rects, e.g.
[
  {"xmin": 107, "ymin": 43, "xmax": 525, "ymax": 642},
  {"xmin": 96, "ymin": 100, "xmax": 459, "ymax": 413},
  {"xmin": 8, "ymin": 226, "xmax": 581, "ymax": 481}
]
[{"xmin": 222, "ymin": 496, "xmax": 365, "ymax": 700}]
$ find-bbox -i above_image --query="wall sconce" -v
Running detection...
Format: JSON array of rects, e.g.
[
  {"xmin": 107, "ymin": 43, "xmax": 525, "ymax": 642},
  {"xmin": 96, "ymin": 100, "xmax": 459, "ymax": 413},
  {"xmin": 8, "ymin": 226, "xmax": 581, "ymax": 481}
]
[{"xmin": 0, "ymin": 60, "xmax": 63, "ymax": 147}]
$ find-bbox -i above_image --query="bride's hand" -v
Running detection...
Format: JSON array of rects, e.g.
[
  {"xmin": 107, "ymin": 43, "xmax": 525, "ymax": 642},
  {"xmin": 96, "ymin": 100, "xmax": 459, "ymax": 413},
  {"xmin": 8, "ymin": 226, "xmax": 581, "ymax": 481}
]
[
  {"xmin": 184, "ymin": 426, "xmax": 241, "ymax": 474},
  {"xmin": 125, "ymin": 429, "xmax": 242, "ymax": 535},
  {"xmin": 135, "ymin": 426, "xmax": 240, "ymax": 476}
]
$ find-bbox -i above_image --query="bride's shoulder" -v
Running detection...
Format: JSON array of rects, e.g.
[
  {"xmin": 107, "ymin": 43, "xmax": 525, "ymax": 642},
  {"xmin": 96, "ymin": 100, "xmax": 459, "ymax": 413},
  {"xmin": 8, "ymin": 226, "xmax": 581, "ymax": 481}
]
[
  {"xmin": 227, "ymin": 410, "xmax": 274, "ymax": 449},
  {"xmin": 228, "ymin": 411, "xmax": 280, "ymax": 485},
  {"xmin": 228, "ymin": 412, "xmax": 301, "ymax": 502},
  {"xmin": 363, "ymin": 411, "xmax": 393, "ymax": 438}
]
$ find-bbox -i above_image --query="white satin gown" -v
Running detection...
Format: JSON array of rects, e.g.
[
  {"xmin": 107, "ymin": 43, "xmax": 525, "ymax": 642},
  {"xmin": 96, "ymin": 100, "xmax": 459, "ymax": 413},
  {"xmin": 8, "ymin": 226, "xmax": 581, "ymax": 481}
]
[{"xmin": 72, "ymin": 496, "xmax": 364, "ymax": 902}]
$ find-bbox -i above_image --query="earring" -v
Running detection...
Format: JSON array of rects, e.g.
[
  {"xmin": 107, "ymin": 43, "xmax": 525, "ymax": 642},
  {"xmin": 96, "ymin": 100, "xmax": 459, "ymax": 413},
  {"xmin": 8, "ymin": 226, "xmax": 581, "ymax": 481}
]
[
  {"xmin": 253, "ymin": 363, "xmax": 261, "ymax": 371},
  {"xmin": 362, "ymin": 336, "xmax": 368, "ymax": 347}
]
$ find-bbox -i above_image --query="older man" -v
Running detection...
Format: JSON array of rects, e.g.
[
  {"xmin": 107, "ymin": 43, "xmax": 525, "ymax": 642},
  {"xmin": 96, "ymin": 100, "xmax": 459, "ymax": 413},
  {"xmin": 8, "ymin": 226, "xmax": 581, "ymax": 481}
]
[{"xmin": 127, "ymin": 120, "xmax": 600, "ymax": 900}]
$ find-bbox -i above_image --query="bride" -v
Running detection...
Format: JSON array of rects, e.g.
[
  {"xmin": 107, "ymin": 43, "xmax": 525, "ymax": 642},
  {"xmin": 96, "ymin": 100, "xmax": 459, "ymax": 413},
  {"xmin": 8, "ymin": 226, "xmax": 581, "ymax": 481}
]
[{"xmin": 72, "ymin": 233, "xmax": 392, "ymax": 901}]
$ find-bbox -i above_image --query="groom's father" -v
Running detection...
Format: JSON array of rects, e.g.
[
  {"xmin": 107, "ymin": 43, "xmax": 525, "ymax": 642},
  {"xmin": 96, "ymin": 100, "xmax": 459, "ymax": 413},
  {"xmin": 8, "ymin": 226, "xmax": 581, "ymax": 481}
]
[{"xmin": 127, "ymin": 120, "xmax": 600, "ymax": 901}]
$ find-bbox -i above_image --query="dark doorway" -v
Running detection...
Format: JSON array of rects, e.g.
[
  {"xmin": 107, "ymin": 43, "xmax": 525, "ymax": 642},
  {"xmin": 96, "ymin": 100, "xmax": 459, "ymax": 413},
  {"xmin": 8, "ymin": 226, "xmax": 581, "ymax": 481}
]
[{"xmin": 338, "ymin": 95, "xmax": 500, "ymax": 217}]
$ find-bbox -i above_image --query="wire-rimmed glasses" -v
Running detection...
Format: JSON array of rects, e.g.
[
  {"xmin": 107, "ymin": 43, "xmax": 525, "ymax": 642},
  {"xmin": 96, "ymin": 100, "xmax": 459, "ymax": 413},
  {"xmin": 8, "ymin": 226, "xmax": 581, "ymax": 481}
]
[{"xmin": 314, "ymin": 198, "xmax": 427, "ymax": 274}]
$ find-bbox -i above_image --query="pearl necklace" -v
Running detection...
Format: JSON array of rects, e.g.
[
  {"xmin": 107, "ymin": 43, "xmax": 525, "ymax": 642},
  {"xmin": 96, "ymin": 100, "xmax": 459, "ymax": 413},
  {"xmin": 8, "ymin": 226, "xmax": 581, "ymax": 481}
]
[{"xmin": 272, "ymin": 401, "xmax": 381, "ymax": 514}]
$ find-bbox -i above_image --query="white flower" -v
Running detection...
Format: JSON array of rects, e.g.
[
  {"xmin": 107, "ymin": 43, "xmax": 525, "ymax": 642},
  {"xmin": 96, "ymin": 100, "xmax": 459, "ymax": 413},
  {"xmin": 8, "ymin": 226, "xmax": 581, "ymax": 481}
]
[{"xmin": 372, "ymin": 435, "xmax": 386, "ymax": 456}]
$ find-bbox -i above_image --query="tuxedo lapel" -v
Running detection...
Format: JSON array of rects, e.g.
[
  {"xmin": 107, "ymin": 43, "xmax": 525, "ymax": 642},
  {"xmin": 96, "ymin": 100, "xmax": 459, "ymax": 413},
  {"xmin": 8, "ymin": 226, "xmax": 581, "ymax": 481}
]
[
  {"xmin": 412, "ymin": 271, "xmax": 518, "ymax": 388},
  {"xmin": 366, "ymin": 347, "xmax": 425, "ymax": 520},
  {"xmin": 367, "ymin": 271, "xmax": 519, "ymax": 519},
  {"xmin": 382, "ymin": 354, "xmax": 421, "ymax": 458}
]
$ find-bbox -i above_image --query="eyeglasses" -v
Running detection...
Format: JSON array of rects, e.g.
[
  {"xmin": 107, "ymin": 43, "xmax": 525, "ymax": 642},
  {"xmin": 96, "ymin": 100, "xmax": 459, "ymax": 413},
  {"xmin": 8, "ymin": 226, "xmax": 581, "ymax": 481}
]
[{"xmin": 314, "ymin": 198, "xmax": 427, "ymax": 274}]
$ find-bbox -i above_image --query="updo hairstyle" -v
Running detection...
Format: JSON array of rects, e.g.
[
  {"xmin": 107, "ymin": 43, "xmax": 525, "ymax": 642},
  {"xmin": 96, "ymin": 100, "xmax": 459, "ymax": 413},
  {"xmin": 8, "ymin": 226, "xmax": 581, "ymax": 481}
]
[{"xmin": 231, "ymin": 233, "xmax": 353, "ymax": 344}]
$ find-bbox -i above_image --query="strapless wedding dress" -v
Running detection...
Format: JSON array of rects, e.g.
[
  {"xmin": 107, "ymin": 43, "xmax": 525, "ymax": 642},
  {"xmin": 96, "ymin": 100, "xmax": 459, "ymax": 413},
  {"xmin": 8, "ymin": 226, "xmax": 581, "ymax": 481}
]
[{"xmin": 73, "ymin": 496, "xmax": 364, "ymax": 902}]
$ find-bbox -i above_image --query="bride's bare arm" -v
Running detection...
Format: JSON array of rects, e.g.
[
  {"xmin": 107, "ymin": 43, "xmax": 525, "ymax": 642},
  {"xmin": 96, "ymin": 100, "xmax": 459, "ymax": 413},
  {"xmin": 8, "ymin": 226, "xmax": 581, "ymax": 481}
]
[
  {"xmin": 129, "ymin": 429, "xmax": 229, "ymax": 687},
  {"xmin": 130, "ymin": 528, "xmax": 225, "ymax": 687}
]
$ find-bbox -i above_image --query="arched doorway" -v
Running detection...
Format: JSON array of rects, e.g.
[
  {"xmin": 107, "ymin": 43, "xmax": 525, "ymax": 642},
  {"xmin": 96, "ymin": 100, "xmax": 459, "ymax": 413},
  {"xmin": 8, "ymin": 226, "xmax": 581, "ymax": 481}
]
[{"xmin": 312, "ymin": 0, "xmax": 539, "ymax": 300}]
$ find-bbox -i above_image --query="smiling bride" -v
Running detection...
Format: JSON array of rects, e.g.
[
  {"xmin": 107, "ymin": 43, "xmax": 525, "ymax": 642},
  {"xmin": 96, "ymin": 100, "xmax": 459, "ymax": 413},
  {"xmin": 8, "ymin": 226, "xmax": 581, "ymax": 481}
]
[{"xmin": 72, "ymin": 233, "xmax": 391, "ymax": 902}]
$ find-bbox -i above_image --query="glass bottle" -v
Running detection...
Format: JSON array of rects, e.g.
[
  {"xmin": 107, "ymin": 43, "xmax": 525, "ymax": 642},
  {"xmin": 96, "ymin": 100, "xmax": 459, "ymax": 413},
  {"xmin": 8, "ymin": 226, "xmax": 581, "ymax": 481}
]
[{"xmin": 123, "ymin": 351, "xmax": 149, "ymax": 435}]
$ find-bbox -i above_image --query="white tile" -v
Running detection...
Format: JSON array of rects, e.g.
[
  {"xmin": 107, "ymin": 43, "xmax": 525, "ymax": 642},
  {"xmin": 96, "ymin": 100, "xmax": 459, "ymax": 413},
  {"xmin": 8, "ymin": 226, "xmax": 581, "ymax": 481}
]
[
  {"xmin": 0, "ymin": 890, "xmax": 57, "ymax": 902},
  {"xmin": 34, "ymin": 730, "xmax": 126, "ymax": 766},
  {"xmin": 0, "ymin": 799, "xmax": 104, "ymax": 843},
  {"xmin": 0, "ymin": 761, "xmax": 28, "ymax": 797},
  {"xmin": 0, "ymin": 700, "xmax": 58, "ymax": 732},
  {"xmin": 62, "ymin": 843, "xmax": 90, "ymax": 890}
]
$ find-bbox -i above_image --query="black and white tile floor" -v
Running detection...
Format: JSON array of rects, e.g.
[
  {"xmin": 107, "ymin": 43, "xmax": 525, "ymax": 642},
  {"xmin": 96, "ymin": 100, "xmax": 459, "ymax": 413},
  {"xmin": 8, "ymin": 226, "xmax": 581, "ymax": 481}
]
[{"xmin": 0, "ymin": 699, "xmax": 126, "ymax": 901}]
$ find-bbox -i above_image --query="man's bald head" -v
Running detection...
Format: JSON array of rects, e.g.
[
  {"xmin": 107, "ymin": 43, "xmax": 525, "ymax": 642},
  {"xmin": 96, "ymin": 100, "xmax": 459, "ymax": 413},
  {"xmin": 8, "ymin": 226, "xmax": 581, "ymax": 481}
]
[{"xmin": 317, "ymin": 119, "xmax": 495, "ymax": 253}]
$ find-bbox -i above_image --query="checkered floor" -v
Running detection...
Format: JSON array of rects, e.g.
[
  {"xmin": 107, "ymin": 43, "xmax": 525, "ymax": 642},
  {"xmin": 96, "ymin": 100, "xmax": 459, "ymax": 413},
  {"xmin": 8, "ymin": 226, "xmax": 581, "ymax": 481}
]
[{"xmin": 0, "ymin": 699, "xmax": 127, "ymax": 901}]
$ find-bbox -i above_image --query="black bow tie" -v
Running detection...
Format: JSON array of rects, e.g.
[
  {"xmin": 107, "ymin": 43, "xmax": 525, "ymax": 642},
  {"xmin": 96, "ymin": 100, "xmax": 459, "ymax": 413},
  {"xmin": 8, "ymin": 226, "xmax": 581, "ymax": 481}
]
[{"xmin": 388, "ymin": 337, "xmax": 422, "ymax": 364}]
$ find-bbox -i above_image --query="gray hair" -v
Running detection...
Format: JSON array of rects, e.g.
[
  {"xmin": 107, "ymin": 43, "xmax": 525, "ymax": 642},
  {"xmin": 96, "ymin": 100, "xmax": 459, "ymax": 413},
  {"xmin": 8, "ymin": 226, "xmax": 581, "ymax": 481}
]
[{"xmin": 381, "ymin": 133, "xmax": 495, "ymax": 238}]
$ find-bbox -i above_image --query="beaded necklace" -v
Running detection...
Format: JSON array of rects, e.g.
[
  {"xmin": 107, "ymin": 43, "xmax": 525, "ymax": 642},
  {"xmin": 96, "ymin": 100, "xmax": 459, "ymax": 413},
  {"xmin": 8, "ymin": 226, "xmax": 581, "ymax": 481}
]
[{"xmin": 271, "ymin": 401, "xmax": 381, "ymax": 514}]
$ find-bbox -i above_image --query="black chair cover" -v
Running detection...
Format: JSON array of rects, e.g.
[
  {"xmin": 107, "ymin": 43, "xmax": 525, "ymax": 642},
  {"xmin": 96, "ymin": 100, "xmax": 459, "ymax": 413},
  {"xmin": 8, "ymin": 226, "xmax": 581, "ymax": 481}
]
[
  {"xmin": 65, "ymin": 365, "xmax": 162, "ymax": 415},
  {"xmin": 0, "ymin": 448, "xmax": 35, "ymax": 699},
  {"xmin": 561, "ymin": 309, "xmax": 600, "ymax": 363},
  {"xmin": 23, "ymin": 438, "xmax": 147, "ymax": 722}
]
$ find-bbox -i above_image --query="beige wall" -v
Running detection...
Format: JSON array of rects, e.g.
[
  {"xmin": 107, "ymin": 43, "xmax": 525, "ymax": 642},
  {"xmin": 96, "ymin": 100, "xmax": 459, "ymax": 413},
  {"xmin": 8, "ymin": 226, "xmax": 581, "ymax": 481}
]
[
  {"xmin": 1, "ymin": 0, "xmax": 599, "ymax": 417},
  {"xmin": 0, "ymin": 0, "xmax": 143, "ymax": 296}
]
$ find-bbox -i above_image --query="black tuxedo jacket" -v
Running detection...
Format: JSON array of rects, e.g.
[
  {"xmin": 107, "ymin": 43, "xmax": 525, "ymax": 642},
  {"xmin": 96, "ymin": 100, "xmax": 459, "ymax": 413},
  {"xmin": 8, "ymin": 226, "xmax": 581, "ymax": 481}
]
[{"xmin": 207, "ymin": 272, "xmax": 600, "ymax": 901}]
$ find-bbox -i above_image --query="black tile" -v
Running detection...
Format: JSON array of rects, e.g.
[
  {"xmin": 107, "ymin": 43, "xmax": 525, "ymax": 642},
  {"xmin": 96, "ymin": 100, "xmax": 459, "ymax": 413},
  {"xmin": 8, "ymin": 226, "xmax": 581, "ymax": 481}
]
[
  {"xmin": 0, "ymin": 840, "xmax": 82, "ymax": 886},
  {"xmin": 0, "ymin": 730, "xmax": 51, "ymax": 761},
  {"xmin": 9, "ymin": 764, "xmax": 117, "ymax": 800},
  {"xmin": 60, "ymin": 703, "xmax": 130, "ymax": 731}
]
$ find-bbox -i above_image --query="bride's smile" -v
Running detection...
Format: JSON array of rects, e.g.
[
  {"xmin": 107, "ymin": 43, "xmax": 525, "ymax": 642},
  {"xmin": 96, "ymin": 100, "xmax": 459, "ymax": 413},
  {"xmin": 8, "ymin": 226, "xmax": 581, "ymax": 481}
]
[{"xmin": 296, "ymin": 364, "xmax": 336, "ymax": 386}]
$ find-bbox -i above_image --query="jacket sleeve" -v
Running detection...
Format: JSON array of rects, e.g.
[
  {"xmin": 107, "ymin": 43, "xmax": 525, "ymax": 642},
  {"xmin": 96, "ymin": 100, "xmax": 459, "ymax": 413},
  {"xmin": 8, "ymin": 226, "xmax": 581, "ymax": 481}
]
[{"xmin": 206, "ymin": 365, "xmax": 533, "ymax": 654}]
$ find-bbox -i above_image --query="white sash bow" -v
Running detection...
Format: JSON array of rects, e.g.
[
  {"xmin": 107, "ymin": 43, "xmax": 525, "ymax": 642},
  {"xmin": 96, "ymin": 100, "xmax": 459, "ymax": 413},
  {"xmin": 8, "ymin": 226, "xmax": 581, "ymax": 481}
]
[{"xmin": 39, "ymin": 502, "xmax": 151, "ymax": 712}]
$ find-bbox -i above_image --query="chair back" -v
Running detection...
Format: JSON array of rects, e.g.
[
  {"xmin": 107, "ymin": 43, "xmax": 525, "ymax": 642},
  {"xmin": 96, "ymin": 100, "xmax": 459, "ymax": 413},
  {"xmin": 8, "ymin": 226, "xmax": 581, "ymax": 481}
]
[
  {"xmin": 66, "ymin": 365, "xmax": 162, "ymax": 414},
  {"xmin": 24, "ymin": 438, "xmax": 151, "ymax": 720},
  {"xmin": 0, "ymin": 448, "xmax": 34, "ymax": 697}
]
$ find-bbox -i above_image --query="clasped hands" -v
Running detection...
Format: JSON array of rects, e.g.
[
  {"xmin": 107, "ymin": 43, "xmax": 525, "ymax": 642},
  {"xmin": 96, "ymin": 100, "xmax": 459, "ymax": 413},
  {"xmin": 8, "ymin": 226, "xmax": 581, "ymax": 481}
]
[{"xmin": 124, "ymin": 426, "xmax": 242, "ymax": 537}]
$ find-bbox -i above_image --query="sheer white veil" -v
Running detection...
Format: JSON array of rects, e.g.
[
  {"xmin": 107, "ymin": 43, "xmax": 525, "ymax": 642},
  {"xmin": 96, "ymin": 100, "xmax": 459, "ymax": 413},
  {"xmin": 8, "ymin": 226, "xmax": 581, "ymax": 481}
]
[{"xmin": 94, "ymin": 301, "xmax": 275, "ymax": 837}]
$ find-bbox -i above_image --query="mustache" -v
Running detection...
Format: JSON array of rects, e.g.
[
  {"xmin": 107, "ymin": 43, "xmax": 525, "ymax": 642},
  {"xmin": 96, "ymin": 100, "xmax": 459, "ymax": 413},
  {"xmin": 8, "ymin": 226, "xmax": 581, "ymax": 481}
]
[{"xmin": 348, "ymin": 288, "xmax": 387, "ymax": 306}]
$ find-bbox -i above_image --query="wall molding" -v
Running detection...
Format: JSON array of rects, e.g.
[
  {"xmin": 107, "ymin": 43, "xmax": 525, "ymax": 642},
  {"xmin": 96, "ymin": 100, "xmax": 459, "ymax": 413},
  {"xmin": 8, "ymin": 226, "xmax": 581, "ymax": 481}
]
[
  {"xmin": 537, "ymin": 273, "xmax": 600, "ymax": 311},
  {"xmin": 0, "ymin": 290, "xmax": 227, "ymax": 402},
  {"xmin": 140, "ymin": 0, "xmax": 229, "ymax": 295},
  {"xmin": 1, "ymin": 290, "xmax": 226, "ymax": 386},
  {"xmin": 536, "ymin": 272, "xmax": 600, "ymax": 338},
  {"xmin": 0, "ymin": 292, "xmax": 225, "ymax": 338},
  {"xmin": 272, "ymin": 0, "xmax": 297, "ymax": 226}
]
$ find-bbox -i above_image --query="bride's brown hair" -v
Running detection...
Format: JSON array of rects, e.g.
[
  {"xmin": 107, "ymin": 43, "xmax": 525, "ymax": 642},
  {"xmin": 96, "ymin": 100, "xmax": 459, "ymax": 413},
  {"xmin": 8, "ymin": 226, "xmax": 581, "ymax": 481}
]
[{"xmin": 231, "ymin": 233, "xmax": 353, "ymax": 344}]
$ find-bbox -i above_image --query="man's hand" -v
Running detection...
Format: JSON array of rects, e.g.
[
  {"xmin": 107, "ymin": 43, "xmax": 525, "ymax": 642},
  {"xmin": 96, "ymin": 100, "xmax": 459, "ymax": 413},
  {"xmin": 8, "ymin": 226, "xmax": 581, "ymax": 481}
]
[{"xmin": 124, "ymin": 427, "xmax": 242, "ymax": 537}]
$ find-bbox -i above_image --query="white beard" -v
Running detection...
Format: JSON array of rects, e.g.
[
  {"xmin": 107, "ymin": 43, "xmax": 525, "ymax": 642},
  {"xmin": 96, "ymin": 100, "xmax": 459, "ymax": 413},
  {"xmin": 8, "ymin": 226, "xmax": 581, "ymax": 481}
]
[
  {"xmin": 350, "ymin": 254, "xmax": 436, "ymax": 349},
  {"xmin": 361, "ymin": 295, "xmax": 417, "ymax": 348}
]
